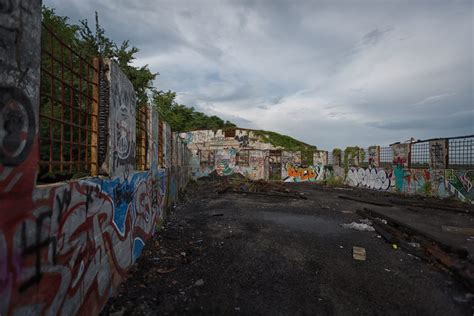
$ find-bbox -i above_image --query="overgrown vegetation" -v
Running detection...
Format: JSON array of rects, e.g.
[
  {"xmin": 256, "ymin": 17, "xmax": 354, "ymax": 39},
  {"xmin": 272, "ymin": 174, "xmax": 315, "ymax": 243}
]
[
  {"xmin": 42, "ymin": 6, "xmax": 157, "ymax": 105},
  {"xmin": 152, "ymin": 90, "xmax": 236, "ymax": 132},
  {"xmin": 343, "ymin": 146, "xmax": 365, "ymax": 173},
  {"xmin": 253, "ymin": 130, "xmax": 317, "ymax": 152},
  {"xmin": 42, "ymin": 6, "xmax": 316, "ymax": 154}
]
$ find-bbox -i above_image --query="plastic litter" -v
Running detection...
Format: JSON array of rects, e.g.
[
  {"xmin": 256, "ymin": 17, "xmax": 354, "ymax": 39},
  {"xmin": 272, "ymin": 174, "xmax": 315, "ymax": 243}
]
[{"xmin": 342, "ymin": 222, "xmax": 375, "ymax": 232}]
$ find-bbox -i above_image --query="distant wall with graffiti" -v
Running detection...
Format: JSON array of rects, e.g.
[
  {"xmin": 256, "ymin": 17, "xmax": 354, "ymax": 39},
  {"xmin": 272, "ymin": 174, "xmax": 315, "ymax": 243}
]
[{"xmin": 0, "ymin": 4, "xmax": 191, "ymax": 314}]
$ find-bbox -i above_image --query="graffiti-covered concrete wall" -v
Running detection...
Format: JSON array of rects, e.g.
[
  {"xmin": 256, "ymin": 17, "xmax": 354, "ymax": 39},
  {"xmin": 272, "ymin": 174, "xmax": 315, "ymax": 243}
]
[
  {"xmin": 181, "ymin": 130, "xmax": 473, "ymax": 203},
  {"xmin": 103, "ymin": 59, "xmax": 136, "ymax": 177},
  {"xmin": 0, "ymin": 4, "xmax": 191, "ymax": 314},
  {"xmin": 0, "ymin": 0, "xmax": 42, "ymax": 196}
]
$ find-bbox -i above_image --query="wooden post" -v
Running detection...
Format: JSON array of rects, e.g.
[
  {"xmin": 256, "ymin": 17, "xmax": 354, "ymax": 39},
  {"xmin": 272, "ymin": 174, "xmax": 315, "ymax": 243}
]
[{"xmin": 90, "ymin": 57, "xmax": 100, "ymax": 176}]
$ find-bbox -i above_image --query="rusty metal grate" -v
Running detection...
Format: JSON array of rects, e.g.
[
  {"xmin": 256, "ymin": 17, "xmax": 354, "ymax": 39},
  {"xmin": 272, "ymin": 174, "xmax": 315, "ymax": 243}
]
[
  {"xmin": 410, "ymin": 141, "xmax": 430, "ymax": 168},
  {"xmin": 158, "ymin": 119, "xmax": 164, "ymax": 167},
  {"xmin": 448, "ymin": 136, "xmax": 474, "ymax": 169},
  {"xmin": 39, "ymin": 23, "xmax": 99, "ymax": 180},
  {"xmin": 136, "ymin": 105, "xmax": 149, "ymax": 171},
  {"xmin": 379, "ymin": 146, "xmax": 393, "ymax": 168}
]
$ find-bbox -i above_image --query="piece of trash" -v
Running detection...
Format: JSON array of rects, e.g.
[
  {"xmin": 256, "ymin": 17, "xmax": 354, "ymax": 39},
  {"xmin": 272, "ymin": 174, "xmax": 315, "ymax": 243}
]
[
  {"xmin": 408, "ymin": 242, "xmax": 420, "ymax": 248},
  {"xmin": 172, "ymin": 280, "xmax": 178, "ymax": 285},
  {"xmin": 234, "ymin": 307, "xmax": 241, "ymax": 311},
  {"xmin": 359, "ymin": 218, "xmax": 372, "ymax": 225},
  {"xmin": 342, "ymin": 222, "xmax": 375, "ymax": 232},
  {"xmin": 384, "ymin": 268, "xmax": 391, "ymax": 272},
  {"xmin": 180, "ymin": 252, "xmax": 186, "ymax": 257},
  {"xmin": 353, "ymin": 246, "xmax": 366, "ymax": 261},
  {"xmin": 157, "ymin": 267, "xmax": 177, "ymax": 274},
  {"xmin": 339, "ymin": 245, "xmax": 344, "ymax": 249},
  {"xmin": 376, "ymin": 217, "xmax": 388, "ymax": 224},
  {"xmin": 194, "ymin": 279, "xmax": 204, "ymax": 286},
  {"xmin": 377, "ymin": 235, "xmax": 382, "ymax": 238},
  {"xmin": 194, "ymin": 239, "xmax": 203, "ymax": 244},
  {"xmin": 392, "ymin": 244, "xmax": 398, "ymax": 250},
  {"xmin": 150, "ymin": 257, "xmax": 160, "ymax": 261}
]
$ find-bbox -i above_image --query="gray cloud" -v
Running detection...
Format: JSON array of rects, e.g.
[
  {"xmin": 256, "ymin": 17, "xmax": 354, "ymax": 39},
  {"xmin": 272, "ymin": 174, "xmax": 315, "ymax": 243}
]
[{"xmin": 45, "ymin": 0, "xmax": 474, "ymax": 149}]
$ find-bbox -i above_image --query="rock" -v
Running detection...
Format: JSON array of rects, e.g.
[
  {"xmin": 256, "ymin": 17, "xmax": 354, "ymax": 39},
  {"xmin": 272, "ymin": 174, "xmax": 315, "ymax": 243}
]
[{"xmin": 194, "ymin": 279, "xmax": 204, "ymax": 286}]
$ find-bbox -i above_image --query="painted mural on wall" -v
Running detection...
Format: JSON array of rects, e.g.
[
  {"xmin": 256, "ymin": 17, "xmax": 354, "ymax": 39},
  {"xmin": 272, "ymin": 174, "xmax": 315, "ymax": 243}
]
[
  {"xmin": 0, "ymin": 6, "xmax": 192, "ymax": 313},
  {"xmin": 107, "ymin": 60, "xmax": 136, "ymax": 177},
  {"xmin": 283, "ymin": 163, "xmax": 325, "ymax": 182},
  {"xmin": 0, "ymin": 168, "xmax": 178, "ymax": 315},
  {"xmin": 392, "ymin": 143, "xmax": 410, "ymax": 167},
  {"xmin": 0, "ymin": 0, "xmax": 42, "ymax": 196},
  {"xmin": 313, "ymin": 151, "xmax": 328, "ymax": 166},
  {"xmin": 429, "ymin": 140, "xmax": 447, "ymax": 169},
  {"xmin": 346, "ymin": 167, "xmax": 392, "ymax": 191},
  {"xmin": 445, "ymin": 169, "xmax": 473, "ymax": 203},
  {"xmin": 368, "ymin": 146, "xmax": 380, "ymax": 167}
]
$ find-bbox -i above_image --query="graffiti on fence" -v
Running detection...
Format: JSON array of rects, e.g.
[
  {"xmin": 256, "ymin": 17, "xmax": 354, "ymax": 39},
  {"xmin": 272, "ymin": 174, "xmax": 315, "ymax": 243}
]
[
  {"xmin": 1, "ymin": 170, "xmax": 163, "ymax": 315},
  {"xmin": 346, "ymin": 167, "xmax": 391, "ymax": 191},
  {"xmin": 393, "ymin": 168, "xmax": 447, "ymax": 197},
  {"xmin": 368, "ymin": 146, "xmax": 380, "ymax": 168},
  {"xmin": 445, "ymin": 169, "xmax": 474, "ymax": 203},
  {"xmin": 392, "ymin": 143, "xmax": 410, "ymax": 167},
  {"xmin": 429, "ymin": 140, "xmax": 447, "ymax": 169},
  {"xmin": 283, "ymin": 163, "xmax": 324, "ymax": 182},
  {"xmin": 109, "ymin": 61, "xmax": 136, "ymax": 175}
]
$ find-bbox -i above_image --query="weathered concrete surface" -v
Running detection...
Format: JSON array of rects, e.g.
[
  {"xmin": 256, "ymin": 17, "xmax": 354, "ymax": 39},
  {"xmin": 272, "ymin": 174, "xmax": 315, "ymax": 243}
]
[
  {"xmin": 0, "ymin": 0, "xmax": 42, "ymax": 194},
  {"xmin": 104, "ymin": 59, "xmax": 137, "ymax": 177},
  {"xmin": 103, "ymin": 179, "xmax": 473, "ymax": 315}
]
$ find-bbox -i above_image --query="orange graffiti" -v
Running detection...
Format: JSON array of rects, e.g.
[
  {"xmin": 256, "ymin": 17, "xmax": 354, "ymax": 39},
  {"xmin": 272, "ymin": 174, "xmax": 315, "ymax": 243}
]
[{"xmin": 287, "ymin": 163, "xmax": 316, "ymax": 181}]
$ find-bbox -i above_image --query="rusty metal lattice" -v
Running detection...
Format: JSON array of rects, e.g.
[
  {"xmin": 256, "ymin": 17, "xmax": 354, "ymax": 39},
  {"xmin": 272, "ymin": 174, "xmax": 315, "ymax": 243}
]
[
  {"xmin": 379, "ymin": 146, "xmax": 393, "ymax": 168},
  {"xmin": 448, "ymin": 136, "xmax": 474, "ymax": 169},
  {"xmin": 158, "ymin": 119, "xmax": 164, "ymax": 167},
  {"xmin": 136, "ymin": 105, "xmax": 149, "ymax": 171},
  {"xmin": 39, "ymin": 23, "xmax": 99, "ymax": 179},
  {"xmin": 410, "ymin": 141, "xmax": 430, "ymax": 168}
]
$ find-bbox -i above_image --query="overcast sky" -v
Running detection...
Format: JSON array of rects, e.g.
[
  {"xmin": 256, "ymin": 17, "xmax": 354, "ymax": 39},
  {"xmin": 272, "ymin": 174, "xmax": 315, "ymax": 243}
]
[{"xmin": 45, "ymin": 0, "xmax": 473, "ymax": 149}]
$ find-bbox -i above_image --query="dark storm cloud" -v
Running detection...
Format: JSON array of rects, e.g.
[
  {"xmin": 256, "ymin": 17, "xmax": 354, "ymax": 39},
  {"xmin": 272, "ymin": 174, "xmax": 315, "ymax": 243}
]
[{"xmin": 44, "ymin": 0, "xmax": 474, "ymax": 148}]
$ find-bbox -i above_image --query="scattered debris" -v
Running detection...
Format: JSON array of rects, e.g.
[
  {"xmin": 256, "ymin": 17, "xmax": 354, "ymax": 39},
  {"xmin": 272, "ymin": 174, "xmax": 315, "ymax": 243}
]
[
  {"xmin": 359, "ymin": 218, "xmax": 373, "ymax": 225},
  {"xmin": 441, "ymin": 225, "xmax": 474, "ymax": 235},
  {"xmin": 194, "ymin": 279, "xmax": 204, "ymax": 286},
  {"xmin": 392, "ymin": 244, "xmax": 398, "ymax": 250},
  {"xmin": 342, "ymin": 222, "xmax": 375, "ymax": 232},
  {"xmin": 353, "ymin": 246, "xmax": 366, "ymax": 261},
  {"xmin": 157, "ymin": 267, "xmax": 177, "ymax": 274}
]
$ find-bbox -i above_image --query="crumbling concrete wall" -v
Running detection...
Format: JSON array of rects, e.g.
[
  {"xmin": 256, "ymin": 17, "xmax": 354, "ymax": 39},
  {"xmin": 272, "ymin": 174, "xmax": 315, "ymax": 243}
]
[{"xmin": 0, "ymin": 5, "xmax": 192, "ymax": 314}]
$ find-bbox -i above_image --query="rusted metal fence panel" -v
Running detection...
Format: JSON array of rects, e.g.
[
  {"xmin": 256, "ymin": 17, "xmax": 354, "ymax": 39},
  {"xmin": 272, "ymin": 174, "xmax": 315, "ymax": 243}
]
[
  {"xmin": 136, "ymin": 105, "xmax": 149, "ymax": 171},
  {"xmin": 39, "ymin": 23, "xmax": 99, "ymax": 180},
  {"xmin": 448, "ymin": 136, "xmax": 474, "ymax": 169}
]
